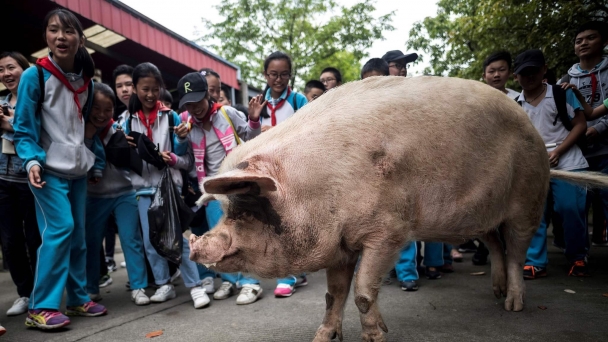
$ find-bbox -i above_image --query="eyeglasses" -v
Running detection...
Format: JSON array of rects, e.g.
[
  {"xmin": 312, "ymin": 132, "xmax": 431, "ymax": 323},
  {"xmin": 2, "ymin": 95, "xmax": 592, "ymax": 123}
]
[
  {"xmin": 266, "ymin": 72, "xmax": 291, "ymax": 80},
  {"xmin": 388, "ymin": 63, "xmax": 406, "ymax": 70},
  {"xmin": 320, "ymin": 77, "xmax": 336, "ymax": 84}
]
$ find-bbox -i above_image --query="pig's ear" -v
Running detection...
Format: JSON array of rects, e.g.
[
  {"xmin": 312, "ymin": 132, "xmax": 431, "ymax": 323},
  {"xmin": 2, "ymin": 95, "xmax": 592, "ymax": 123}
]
[
  {"xmin": 203, "ymin": 170, "xmax": 278, "ymax": 196},
  {"xmin": 196, "ymin": 192, "xmax": 217, "ymax": 207}
]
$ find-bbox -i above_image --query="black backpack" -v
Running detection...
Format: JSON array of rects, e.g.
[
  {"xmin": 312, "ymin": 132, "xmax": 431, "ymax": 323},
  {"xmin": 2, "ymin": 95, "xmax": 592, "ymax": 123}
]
[
  {"xmin": 35, "ymin": 64, "xmax": 93, "ymax": 117},
  {"xmin": 515, "ymin": 85, "xmax": 585, "ymax": 151}
]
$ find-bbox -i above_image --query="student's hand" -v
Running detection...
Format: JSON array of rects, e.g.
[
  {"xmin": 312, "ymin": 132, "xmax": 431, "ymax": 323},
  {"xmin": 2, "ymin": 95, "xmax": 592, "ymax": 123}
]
[
  {"xmin": 248, "ymin": 94, "xmax": 266, "ymax": 122},
  {"xmin": 0, "ymin": 114, "xmax": 12, "ymax": 132},
  {"xmin": 261, "ymin": 125, "xmax": 273, "ymax": 133},
  {"xmin": 88, "ymin": 177, "xmax": 100, "ymax": 185},
  {"xmin": 175, "ymin": 123, "xmax": 189, "ymax": 138},
  {"xmin": 548, "ymin": 150, "xmax": 560, "ymax": 167},
  {"xmin": 85, "ymin": 121, "xmax": 97, "ymax": 139},
  {"xmin": 160, "ymin": 151, "xmax": 173, "ymax": 163},
  {"xmin": 29, "ymin": 165, "xmax": 46, "ymax": 189},
  {"xmin": 125, "ymin": 132, "xmax": 137, "ymax": 148},
  {"xmin": 0, "ymin": 106, "xmax": 13, "ymax": 117},
  {"xmin": 586, "ymin": 127, "xmax": 599, "ymax": 143}
]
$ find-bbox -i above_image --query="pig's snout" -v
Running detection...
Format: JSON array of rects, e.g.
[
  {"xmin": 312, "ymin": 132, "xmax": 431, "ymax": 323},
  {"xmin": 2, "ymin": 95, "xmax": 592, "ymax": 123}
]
[{"xmin": 188, "ymin": 231, "xmax": 234, "ymax": 267}]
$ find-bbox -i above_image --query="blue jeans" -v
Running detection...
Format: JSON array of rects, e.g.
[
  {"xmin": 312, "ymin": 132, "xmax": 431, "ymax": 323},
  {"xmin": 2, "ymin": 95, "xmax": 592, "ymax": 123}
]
[
  {"xmin": 526, "ymin": 173, "xmax": 588, "ymax": 267},
  {"xmin": 206, "ymin": 200, "xmax": 259, "ymax": 286},
  {"xmin": 138, "ymin": 195, "xmax": 201, "ymax": 288},
  {"xmin": 190, "ymin": 206, "xmax": 215, "ymax": 280},
  {"xmin": 86, "ymin": 194, "xmax": 148, "ymax": 294}
]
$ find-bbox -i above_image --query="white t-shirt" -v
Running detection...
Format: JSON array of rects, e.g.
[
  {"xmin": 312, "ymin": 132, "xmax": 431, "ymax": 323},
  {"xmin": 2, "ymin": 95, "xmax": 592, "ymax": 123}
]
[
  {"xmin": 517, "ymin": 86, "xmax": 588, "ymax": 171},
  {"xmin": 505, "ymin": 88, "xmax": 519, "ymax": 100}
]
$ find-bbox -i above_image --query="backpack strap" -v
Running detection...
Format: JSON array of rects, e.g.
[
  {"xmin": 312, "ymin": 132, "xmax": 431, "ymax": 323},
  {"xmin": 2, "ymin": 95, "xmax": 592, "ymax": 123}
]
[
  {"xmin": 220, "ymin": 107, "xmax": 242, "ymax": 145},
  {"xmin": 292, "ymin": 92, "xmax": 299, "ymax": 112},
  {"xmin": 36, "ymin": 65, "xmax": 45, "ymax": 115},
  {"xmin": 82, "ymin": 80, "xmax": 94, "ymax": 121},
  {"xmin": 167, "ymin": 111, "xmax": 175, "ymax": 152},
  {"xmin": 552, "ymin": 85, "xmax": 572, "ymax": 131}
]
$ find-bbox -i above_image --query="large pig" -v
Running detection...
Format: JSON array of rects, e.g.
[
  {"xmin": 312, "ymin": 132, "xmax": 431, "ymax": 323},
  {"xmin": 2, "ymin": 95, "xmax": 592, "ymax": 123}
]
[{"xmin": 189, "ymin": 76, "xmax": 608, "ymax": 342}]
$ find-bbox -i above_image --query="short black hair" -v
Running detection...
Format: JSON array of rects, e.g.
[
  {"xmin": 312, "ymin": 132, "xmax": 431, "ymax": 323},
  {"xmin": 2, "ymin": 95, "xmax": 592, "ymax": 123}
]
[
  {"xmin": 483, "ymin": 51, "xmax": 512, "ymax": 72},
  {"xmin": 304, "ymin": 80, "xmax": 326, "ymax": 94},
  {"xmin": 160, "ymin": 89, "xmax": 173, "ymax": 105},
  {"xmin": 360, "ymin": 58, "xmax": 389, "ymax": 79},
  {"xmin": 320, "ymin": 67, "xmax": 342, "ymax": 83},
  {"xmin": 112, "ymin": 64, "xmax": 134, "ymax": 82},
  {"xmin": 93, "ymin": 82, "xmax": 116, "ymax": 107},
  {"xmin": 575, "ymin": 21, "xmax": 608, "ymax": 43}
]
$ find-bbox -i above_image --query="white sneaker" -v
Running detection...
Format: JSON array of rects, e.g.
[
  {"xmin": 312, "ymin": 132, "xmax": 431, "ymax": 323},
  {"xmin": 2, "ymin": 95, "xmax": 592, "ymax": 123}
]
[
  {"xmin": 213, "ymin": 281, "xmax": 235, "ymax": 300},
  {"xmin": 88, "ymin": 293, "xmax": 102, "ymax": 302},
  {"xmin": 190, "ymin": 286, "xmax": 210, "ymax": 309},
  {"xmin": 169, "ymin": 269, "xmax": 181, "ymax": 284},
  {"xmin": 120, "ymin": 261, "xmax": 127, "ymax": 268},
  {"xmin": 201, "ymin": 277, "xmax": 215, "ymax": 294},
  {"xmin": 236, "ymin": 284, "xmax": 263, "ymax": 305},
  {"xmin": 99, "ymin": 274, "xmax": 113, "ymax": 288},
  {"xmin": 6, "ymin": 297, "xmax": 29, "ymax": 316},
  {"xmin": 132, "ymin": 289, "xmax": 151, "ymax": 305},
  {"xmin": 150, "ymin": 284, "xmax": 176, "ymax": 303}
]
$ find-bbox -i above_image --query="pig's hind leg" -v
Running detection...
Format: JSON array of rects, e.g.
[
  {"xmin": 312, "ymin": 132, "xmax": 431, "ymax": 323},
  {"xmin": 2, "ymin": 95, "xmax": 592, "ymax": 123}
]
[
  {"xmin": 502, "ymin": 218, "xmax": 536, "ymax": 312},
  {"xmin": 482, "ymin": 229, "xmax": 507, "ymax": 298},
  {"xmin": 353, "ymin": 246, "xmax": 400, "ymax": 342},
  {"xmin": 313, "ymin": 257, "xmax": 357, "ymax": 342}
]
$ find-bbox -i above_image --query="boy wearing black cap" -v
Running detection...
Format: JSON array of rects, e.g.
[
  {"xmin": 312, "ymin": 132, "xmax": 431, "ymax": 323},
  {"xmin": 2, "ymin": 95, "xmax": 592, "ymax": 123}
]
[
  {"xmin": 514, "ymin": 49, "xmax": 590, "ymax": 279},
  {"xmin": 382, "ymin": 50, "xmax": 418, "ymax": 77},
  {"xmin": 176, "ymin": 72, "xmax": 264, "ymax": 305}
]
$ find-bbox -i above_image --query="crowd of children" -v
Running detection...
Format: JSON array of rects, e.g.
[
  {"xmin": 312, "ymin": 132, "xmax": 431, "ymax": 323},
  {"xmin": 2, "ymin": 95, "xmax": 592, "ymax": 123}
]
[{"xmin": 0, "ymin": 7, "xmax": 606, "ymax": 336}]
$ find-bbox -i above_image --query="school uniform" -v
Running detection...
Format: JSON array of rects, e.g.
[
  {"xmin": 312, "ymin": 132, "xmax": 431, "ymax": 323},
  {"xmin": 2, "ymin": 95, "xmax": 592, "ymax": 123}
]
[
  {"xmin": 562, "ymin": 57, "xmax": 608, "ymax": 244},
  {"xmin": 0, "ymin": 94, "xmax": 41, "ymax": 299},
  {"xmin": 123, "ymin": 103, "xmax": 200, "ymax": 288},
  {"xmin": 179, "ymin": 104, "xmax": 261, "ymax": 286},
  {"xmin": 85, "ymin": 122, "xmax": 147, "ymax": 294},
  {"xmin": 13, "ymin": 55, "xmax": 106, "ymax": 310},
  {"xmin": 517, "ymin": 85, "xmax": 589, "ymax": 267}
]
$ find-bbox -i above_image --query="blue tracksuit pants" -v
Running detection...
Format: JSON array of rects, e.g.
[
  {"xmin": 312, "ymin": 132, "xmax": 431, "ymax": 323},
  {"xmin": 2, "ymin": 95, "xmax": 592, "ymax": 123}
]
[
  {"xmin": 395, "ymin": 241, "xmax": 453, "ymax": 282},
  {"xmin": 190, "ymin": 207, "xmax": 216, "ymax": 281},
  {"xmin": 526, "ymin": 176, "xmax": 587, "ymax": 267},
  {"xmin": 28, "ymin": 174, "xmax": 90, "ymax": 310},
  {"xmin": 205, "ymin": 200, "xmax": 259, "ymax": 286},
  {"xmin": 85, "ymin": 193, "xmax": 148, "ymax": 294},
  {"xmin": 138, "ymin": 195, "xmax": 201, "ymax": 288}
]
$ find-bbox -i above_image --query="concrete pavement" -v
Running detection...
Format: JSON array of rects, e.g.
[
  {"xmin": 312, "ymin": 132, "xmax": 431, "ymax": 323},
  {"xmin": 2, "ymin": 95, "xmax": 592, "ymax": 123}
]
[{"xmin": 0, "ymin": 238, "xmax": 607, "ymax": 342}]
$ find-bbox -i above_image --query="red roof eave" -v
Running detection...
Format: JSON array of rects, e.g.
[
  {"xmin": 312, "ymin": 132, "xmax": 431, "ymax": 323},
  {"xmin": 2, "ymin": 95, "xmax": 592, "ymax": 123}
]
[{"xmin": 54, "ymin": 0, "xmax": 240, "ymax": 89}]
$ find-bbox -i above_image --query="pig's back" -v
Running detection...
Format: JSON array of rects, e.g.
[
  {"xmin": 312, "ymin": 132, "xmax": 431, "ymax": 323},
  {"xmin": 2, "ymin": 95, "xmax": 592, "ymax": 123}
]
[{"xmin": 223, "ymin": 76, "xmax": 549, "ymax": 240}]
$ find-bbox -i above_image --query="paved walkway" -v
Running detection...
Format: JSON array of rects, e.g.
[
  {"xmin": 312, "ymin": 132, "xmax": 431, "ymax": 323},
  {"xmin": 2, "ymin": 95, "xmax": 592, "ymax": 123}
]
[{"xmin": 0, "ymin": 238, "xmax": 607, "ymax": 342}]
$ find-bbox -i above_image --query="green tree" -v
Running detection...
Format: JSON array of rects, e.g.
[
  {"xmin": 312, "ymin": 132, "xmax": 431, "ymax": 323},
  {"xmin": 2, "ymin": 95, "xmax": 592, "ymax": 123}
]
[
  {"xmin": 406, "ymin": 0, "xmax": 608, "ymax": 83},
  {"xmin": 197, "ymin": 0, "xmax": 394, "ymax": 90},
  {"xmin": 302, "ymin": 50, "xmax": 362, "ymax": 85}
]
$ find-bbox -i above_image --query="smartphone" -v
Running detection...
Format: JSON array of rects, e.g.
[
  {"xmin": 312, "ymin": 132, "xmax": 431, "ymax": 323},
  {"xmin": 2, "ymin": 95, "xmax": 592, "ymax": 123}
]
[{"xmin": 1, "ymin": 105, "xmax": 8, "ymax": 116}]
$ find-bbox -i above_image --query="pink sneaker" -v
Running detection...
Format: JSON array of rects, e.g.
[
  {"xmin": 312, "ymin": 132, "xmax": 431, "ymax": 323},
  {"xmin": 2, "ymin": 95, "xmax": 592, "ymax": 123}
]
[{"xmin": 274, "ymin": 283, "xmax": 295, "ymax": 297}]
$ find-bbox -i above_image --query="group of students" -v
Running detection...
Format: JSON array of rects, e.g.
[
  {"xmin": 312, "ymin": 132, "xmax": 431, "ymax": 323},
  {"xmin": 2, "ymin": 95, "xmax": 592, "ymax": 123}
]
[{"xmin": 0, "ymin": 6, "xmax": 607, "ymax": 336}]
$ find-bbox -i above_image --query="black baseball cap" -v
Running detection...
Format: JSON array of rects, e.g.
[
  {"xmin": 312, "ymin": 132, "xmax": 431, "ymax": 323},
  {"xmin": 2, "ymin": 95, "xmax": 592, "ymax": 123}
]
[
  {"xmin": 382, "ymin": 50, "xmax": 418, "ymax": 64},
  {"xmin": 178, "ymin": 72, "xmax": 208, "ymax": 108},
  {"xmin": 513, "ymin": 49, "xmax": 545, "ymax": 74}
]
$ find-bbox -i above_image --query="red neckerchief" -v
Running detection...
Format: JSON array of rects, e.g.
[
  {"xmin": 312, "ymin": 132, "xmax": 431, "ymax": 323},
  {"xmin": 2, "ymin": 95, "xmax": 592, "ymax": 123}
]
[
  {"xmin": 36, "ymin": 56, "xmax": 91, "ymax": 121},
  {"xmin": 266, "ymin": 87, "xmax": 291, "ymax": 126},
  {"xmin": 99, "ymin": 119, "xmax": 114, "ymax": 144},
  {"xmin": 137, "ymin": 101, "xmax": 160, "ymax": 142},
  {"xmin": 191, "ymin": 102, "xmax": 223, "ymax": 128},
  {"xmin": 586, "ymin": 73, "xmax": 598, "ymax": 105}
]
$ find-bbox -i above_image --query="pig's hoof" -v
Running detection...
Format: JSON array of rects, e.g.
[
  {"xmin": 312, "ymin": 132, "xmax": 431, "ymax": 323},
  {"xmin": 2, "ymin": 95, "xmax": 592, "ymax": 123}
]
[
  {"xmin": 504, "ymin": 293, "xmax": 524, "ymax": 312},
  {"xmin": 361, "ymin": 330, "xmax": 386, "ymax": 342},
  {"xmin": 314, "ymin": 324, "xmax": 342, "ymax": 342},
  {"xmin": 492, "ymin": 275, "xmax": 507, "ymax": 298}
]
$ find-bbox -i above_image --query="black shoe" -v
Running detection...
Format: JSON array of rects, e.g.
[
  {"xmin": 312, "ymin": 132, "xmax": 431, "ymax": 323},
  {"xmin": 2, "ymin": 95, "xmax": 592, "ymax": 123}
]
[
  {"xmin": 400, "ymin": 280, "xmax": 419, "ymax": 291},
  {"xmin": 426, "ymin": 267, "xmax": 442, "ymax": 279},
  {"xmin": 106, "ymin": 259, "xmax": 117, "ymax": 273},
  {"xmin": 472, "ymin": 245, "xmax": 489, "ymax": 265},
  {"xmin": 458, "ymin": 240, "xmax": 477, "ymax": 253}
]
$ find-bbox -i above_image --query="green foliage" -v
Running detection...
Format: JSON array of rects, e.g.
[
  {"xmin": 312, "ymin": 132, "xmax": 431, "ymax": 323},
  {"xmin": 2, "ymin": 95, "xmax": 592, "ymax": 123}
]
[
  {"xmin": 197, "ymin": 0, "xmax": 394, "ymax": 90},
  {"xmin": 406, "ymin": 0, "xmax": 608, "ymax": 85},
  {"xmin": 303, "ymin": 50, "xmax": 362, "ymax": 84}
]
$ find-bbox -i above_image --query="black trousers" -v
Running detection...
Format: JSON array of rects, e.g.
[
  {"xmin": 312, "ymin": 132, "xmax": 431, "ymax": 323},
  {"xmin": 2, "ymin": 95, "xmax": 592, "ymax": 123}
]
[{"xmin": 0, "ymin": 179, "xmax": 41, "ymax": 297}]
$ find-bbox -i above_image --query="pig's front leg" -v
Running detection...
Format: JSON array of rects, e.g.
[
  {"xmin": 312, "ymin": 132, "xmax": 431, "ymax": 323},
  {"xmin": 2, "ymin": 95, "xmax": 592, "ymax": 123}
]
[
  {"xmin": 353, "ymin": 246, "xmax": 399, "ymax": 342},
  {"xmin": 313, "ymin": 257, "xmax": 357, "ymax": 342}
]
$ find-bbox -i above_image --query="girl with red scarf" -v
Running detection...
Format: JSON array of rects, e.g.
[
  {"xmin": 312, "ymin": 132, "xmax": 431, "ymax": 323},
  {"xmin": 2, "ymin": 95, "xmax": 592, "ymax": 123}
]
[{"xmin": 13, "ymin": 9, "xmax": 107, "ymax": 330}]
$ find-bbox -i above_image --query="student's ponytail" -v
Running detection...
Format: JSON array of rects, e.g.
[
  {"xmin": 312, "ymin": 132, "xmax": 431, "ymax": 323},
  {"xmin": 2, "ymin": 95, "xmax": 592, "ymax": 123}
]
[{"xmin": 75, "ymin": 46, "xmax": 95, "ymax": 79}]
